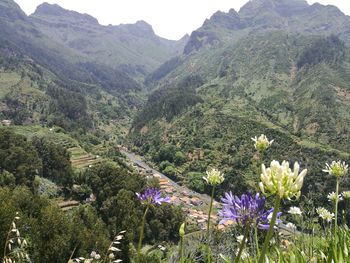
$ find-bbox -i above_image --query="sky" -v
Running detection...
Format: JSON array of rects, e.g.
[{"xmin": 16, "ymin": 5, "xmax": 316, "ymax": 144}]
[{"xmin": 14, "ymin": 0, "xmax": 350, "ymax": 40}]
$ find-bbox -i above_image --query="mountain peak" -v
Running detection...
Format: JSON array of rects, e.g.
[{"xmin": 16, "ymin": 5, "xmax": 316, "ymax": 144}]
[
  {"xmin": 33, "ymin": 2, "xmax": 98, "ymax": 25},
  {"xmin": 0, "ymin": 0, "xmax": 27, "ymax": 21},
  {"xmin": 239, "ymin": 0, "xmax": 309, "ymax": 17},
  {"xmin": 118, "ymin": 20, "xmax": 156, "ymax": 37}
]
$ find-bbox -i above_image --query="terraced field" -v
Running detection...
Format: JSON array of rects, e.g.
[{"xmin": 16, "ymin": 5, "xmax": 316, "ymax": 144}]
[{"xmin": 69, "ymin": 147, "xmax": 103, "ymax": 169}]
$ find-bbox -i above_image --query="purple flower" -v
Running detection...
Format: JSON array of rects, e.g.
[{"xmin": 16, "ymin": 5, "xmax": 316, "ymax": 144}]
[
  {"xmin": 219, "ymin": 192, "xmax": 281, "ymax": 230},
  {"xmin": 136, "ymin": 188, "xmax": 170, "ymax": 205}
]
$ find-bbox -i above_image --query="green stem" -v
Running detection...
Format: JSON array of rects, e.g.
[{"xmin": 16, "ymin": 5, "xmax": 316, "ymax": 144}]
[
  {"xmin": 234, "ymin": 227, "xmax": 250, "ymax": 263},
  {"xmin": 258, "ymin": 195, "xmax": 281, "ymax": 263},
  {"xmin": 206, "ymin": 185, "xmax": 215, "ymax": 263},
  {"xmin": 335, "ymin": 178, "xmax": 339, "ymax": 231},
  {"xmin": 180, "ymin": 236, "xmax": 184, "ymax": 263},
  {"xmin": 136, "ymin": 205, "xmax": 149, "ymax": 263},
  {"xmin": 334, "ymin": 178, "xmax": 340, "ymax": 262},
  {"xmin": 254, "ymin": 226, "xmax": 260, "ymax": 261}
]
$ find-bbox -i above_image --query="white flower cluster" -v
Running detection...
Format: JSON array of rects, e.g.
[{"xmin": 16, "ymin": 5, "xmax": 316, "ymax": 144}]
[
  {"xmin": 251, "ymin": 134, "xmax": 274, "ymax": 152},
  {"xmin": 288, "ymin": 206, "xmax": 302, "ymax": 216},
  {"xmin": 316, "ymin": 207, "xmax": 335, "ymax": 223},
  {"xmin": 203, "ymin": 168, "xmax": 224, "ymax": 186},
  {"xmin": 327, "ymin": 192, "xmax": 343, "ymax": 203},
  {"xmin": 259, "ymin": 160, "xmax": 307, "ymax": 199},
  {"xmin": 342, "ymin": 191, "xmax": 350, "ymax": 199},
  {"xmin": 323, "ymin": 161, "xmax": 348, "ymax": 178}
]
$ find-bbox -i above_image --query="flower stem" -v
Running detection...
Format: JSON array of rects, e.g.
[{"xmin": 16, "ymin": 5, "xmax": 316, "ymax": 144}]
[
  {"xmin": 206, "ymin": 185, "xmax": 215, "ymax": 263},
  {"xmin": 136, "ymin": 205, "xmax": 149, "ymax": 263},
  {"xmin": 179, "ymin": 236, "xmax": 184, "ymax": 263},
  {"xmin": 335, "ymin": 178, "xmax": 339, "ymax": 231},
  {"xmin": 333, "ymin": 177, "xmax": 340, "ymax": 261},
  {"xmin": 254, "ymin": 226, "xmax": 260, "ymax": 260},
  {"xmin": 234, "ymin": 227, "xmax": 250, "ymax": 263},
  {"xmin": 258, "ymin": 195, "xmax": 281, "ymax": 263}
]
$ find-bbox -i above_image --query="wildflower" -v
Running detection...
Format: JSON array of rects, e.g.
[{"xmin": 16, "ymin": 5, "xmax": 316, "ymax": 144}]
[
  {"xmin": 288, "ymin": 206, "xmax": 302, "ymax": 216},
  {"xmin": 342, "ymin": 191, "xmax": 350, "ymax": 199},
  {"xmin": 219, "ymin": 192, "xmax": 281, "ymax": 230},
  {"xmin": 203, "ymin": 168, "xmax": 224, "ymax": 186},
  {"xmin": 108, "ymin": 253, "xmax": 115, "ymax": 259},
  {"xmin": 94, "ymin": 254, "xmax": 101, "ymax": 260},
  {"xmin": 327, "ymin": 192, "xmax": 343, "ymax": 203},
  {"xmin": 317, "ymin": 207, "xmax": 335, "ymax": 223},
  {"xmin": 286, "ymin": 222, "xmax": 297, "ymax": 231},
  {"xmin": 323, "ymin": 161, "xmax": 348, "ymax": 178},
  {"xmin": 89, "ymin": 251, "xmax": 96, "ymax": 259},
  {"xmin": 259, "ymin": 160, "xmax": 307, "ymax": 199},
  {"xmin": 235, "ymin": 249, "xmax": 250, "ymax": 260},
  {"xmin": 251, "ymin": 134, "xmax": 274, "ymax": 152},
  {"xmin": 236, "ymin": 235, "xmax": 246, "ymax": 244},
  {"xmin": 136, "ymin": 188, "xmax": 170, "ymax": 205}
]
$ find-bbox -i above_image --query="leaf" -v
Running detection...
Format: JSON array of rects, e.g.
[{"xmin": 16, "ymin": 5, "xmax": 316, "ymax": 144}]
[{"xmin": 219, "ymin": 254, "xmax": 231, "ymax": 263}]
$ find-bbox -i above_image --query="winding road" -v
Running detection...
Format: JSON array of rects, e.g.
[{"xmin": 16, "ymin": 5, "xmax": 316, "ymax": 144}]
[{"xmin": 120, "ymin": 149, "xmax": 212, "ymax": 205}]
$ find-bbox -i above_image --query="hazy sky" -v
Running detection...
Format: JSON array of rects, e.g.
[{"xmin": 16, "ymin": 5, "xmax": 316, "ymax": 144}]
[{"xmin": 14, "ymin": 0, "xmax": 350, "ymax": 40}]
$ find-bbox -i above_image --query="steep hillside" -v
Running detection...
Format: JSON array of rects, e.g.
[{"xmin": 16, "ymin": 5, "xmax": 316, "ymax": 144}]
[
  {"xmin": 0, "ymin": 0, "xmax": 186, "ymax": 136},
  {"xmin": 130, "ymin": 0, "xmax": 350, "ymax": 202},
  {"xmin": 29, "ymin": 3, "xmax": 187, "ymax": 76},
  {"xmin": 184, "ymin": 0, "xmax": 350, "ymax": 54}
]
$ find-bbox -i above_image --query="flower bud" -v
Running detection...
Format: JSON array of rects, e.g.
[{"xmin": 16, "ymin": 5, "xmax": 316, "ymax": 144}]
[{"xmin": 179, "ymin": 223, "xmax": 185, "ymax": 237}]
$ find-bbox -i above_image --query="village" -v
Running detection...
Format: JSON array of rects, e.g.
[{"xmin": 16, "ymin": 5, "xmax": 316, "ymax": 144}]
[{"xmin": 119, "ymin": 147, "xmax": 234, "ymax": 231}]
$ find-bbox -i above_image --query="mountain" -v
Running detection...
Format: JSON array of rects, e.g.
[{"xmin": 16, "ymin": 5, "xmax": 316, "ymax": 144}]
[
  {"xmin": 29, "ymin": 2, "xmax": 187, "ymax": 75},
  {"xmin": 130, "ymin": 0, "xmax": 350, "ymax": 200},
  {"xmin": 0, "ymin": 0, "xmax": 188, "ymax": 133},
  {"xmin": 184, "ymin": 0, "xmax": 350, "ymax": 54}
]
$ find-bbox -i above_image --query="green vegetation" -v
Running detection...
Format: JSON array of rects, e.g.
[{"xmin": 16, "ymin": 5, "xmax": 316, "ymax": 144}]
[{"xmin": 1, "ymin": 0, "xmax": 350, "ymax": 261}]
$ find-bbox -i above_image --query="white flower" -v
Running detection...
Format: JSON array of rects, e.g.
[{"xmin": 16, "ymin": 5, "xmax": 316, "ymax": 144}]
[
  {"xmin": 90, "ymin": 251, "xmax": 96, "ymax": 259},
  {"xmin": 327, "ymin": 192, "xmax": 343, "ymax": 203},
  {"xmin": 323, "ymin": 161, "xmax": 348, "ymax": 178},
  {"xmin": 288, "ymin": 206, "xmax": 302, "ymax": 216},
  {"xmin": 317, "ymin": 207, "xmax": 335, "ymax": 223},
  {"xmin": 108, "ymin": 253, "xmax": 115, "ymax": 259},
  {"xmin": 259, "ymin": 160, "xmax": 307, "ymax": 199},
  {"xmin": 203, "ymin": 168, "xmax": 224, "ymax": 186},
  {"xmin": 235, "ymin": 248, "xmax": 249, "ymax": 259},
  {"xmin": 94, "ymin": 254, "xmax": 101, "ymax": 260},
  {"xmin": 236, "ymin": 235, "xmax": 245, "ymax": 244},
  {"xmin": 342, "ymin": 191, "xmax": 350, "ymax": 199},
  {"xmin": 252, "ymin": 134, "xmax": 274, "ymax": 152},
  {"xmin": 286, "ymin": 222, "xmax": 297, "ymax": 231}
]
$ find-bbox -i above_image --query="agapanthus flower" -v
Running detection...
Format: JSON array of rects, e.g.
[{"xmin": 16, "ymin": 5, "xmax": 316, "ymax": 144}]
[
  {"xmin": 203, "ymin": 168, "xmax": 224, "ymax": 186},
  {"xmin": 323, "ymin": 161, "xmax": 348, "ymax": 178},
  {"xmin": 316, "ymin": 207, "xmax": 334, "ymax": 223},
  {"xmin": 219, "ymin": 192, "xmax": 281, "ymax": 230},
  {"xmin": 288, "ymin": 206, "xmax": 302, "ymax": 216},
  {"xmin": 342, "ymin": 191, "xmax": 350, "ymax": 199},
  {"xmin": 259, "ymin": 160, "xmax": 307, "ymax": 199},
  {"xmin": 136, "ymin": 188, "xmax": 170, "ymax": 205},
  {"xmin": 327, "ymin": 192, "xmax": 343, "ymax": 203},
  {"xmin": 251, "ymin": 134, "xmax": 274, "ymax": 152}
]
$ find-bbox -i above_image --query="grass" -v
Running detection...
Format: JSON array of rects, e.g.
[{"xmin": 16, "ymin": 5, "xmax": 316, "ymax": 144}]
[
  {"xmin": 10, "ymin": 125, "xmax": 79, "ymax": 148},
  {"xmin": 0, "ymin": 72, "xmax": 21, "ymax": 99}
]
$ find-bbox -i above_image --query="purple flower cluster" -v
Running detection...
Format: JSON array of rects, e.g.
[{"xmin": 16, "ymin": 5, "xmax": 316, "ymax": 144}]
[
  {"xmin": 136, "ymin": 188, "xmax": 170, "ymax": 205},
  {"xmin": 219, "ymin": 192, "xmax": 280, "ymax": 230}
]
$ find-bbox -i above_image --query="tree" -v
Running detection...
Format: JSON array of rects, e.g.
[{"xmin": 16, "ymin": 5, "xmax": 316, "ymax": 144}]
[
  {"xmin": 32, "ymin": 137, "xmax": 73, "ymax": 188},
  {"xmin": 0, "ymin": 129, "xmax": 41, "ymax": 188}
]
